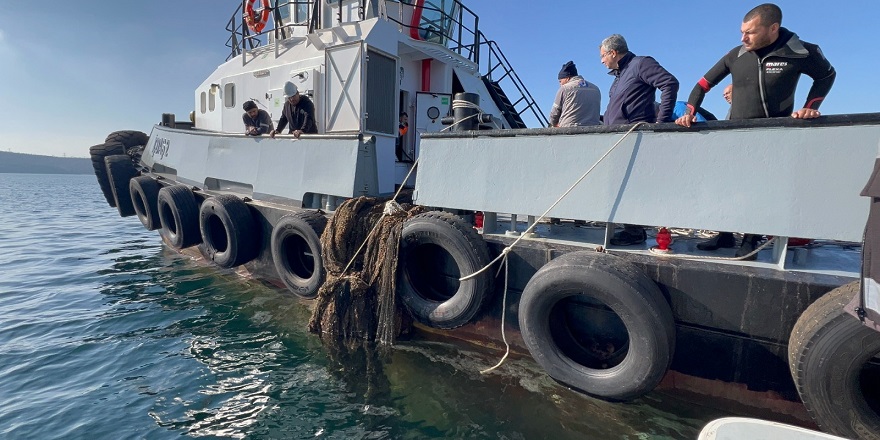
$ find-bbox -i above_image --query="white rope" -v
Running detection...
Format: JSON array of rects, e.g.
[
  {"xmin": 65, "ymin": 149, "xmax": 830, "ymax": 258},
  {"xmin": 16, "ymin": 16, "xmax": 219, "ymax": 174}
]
[
  {"xmin": 460, "ymin": 122, "xmax": 647, "ymax": 282},
  {"xmin": 341, "ymin": 158, "xmax": 420, "ymax": 275},
  {"xmin": 441, "ymin": 100, "xmax": 502, "ymax": 132},
  {"xmin": 480, "ymin": 254, "xmax": 510, "ymax": 374},
  {"xmin": 648, "ymin": 236, "xmax": 777, "ymax": 261}
]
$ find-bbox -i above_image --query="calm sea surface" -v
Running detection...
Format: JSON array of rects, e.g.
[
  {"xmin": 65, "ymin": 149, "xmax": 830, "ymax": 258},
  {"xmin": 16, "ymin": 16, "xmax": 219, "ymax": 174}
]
[{"xmin": 0, "ymin": 173, "xmax": 735, "ymax": 439}]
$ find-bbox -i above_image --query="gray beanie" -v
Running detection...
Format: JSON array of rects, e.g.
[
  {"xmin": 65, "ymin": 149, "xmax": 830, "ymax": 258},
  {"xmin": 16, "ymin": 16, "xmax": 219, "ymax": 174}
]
[{"xmin": 284, "ymin": 81, "xmax": 298, "ymax": 97}]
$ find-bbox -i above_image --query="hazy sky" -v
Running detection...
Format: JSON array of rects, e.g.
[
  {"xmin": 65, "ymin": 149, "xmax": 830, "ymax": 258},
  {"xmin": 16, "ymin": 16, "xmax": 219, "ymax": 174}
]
[{"xmin": 1, "ymin": 0, "xmax": 877, "ymax": 157}]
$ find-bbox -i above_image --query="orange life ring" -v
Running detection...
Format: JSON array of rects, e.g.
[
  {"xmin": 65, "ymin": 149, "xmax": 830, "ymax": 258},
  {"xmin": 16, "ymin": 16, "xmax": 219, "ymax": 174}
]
[{"xmin": 244, "ymin": 0, "xmax": 271, "ymax": 34}]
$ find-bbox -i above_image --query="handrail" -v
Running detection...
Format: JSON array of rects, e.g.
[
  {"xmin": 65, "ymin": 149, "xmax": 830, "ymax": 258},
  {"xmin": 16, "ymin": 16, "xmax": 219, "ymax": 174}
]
[{"xmin": 225, "ymin": 0, "xmax": 320, "ymax": 61}]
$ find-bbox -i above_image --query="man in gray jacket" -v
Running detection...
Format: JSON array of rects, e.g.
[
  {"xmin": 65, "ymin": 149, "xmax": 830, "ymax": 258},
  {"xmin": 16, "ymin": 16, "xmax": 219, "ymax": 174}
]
[{"xmin": 549, "ymin": 61, "xmax": 601, "ymax": 127}]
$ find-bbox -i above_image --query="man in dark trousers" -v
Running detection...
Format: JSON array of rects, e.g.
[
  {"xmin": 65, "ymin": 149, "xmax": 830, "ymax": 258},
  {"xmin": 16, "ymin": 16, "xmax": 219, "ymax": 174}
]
[
  {"xmin": 600, "ymin": 33, "xmax": 679, "ymax": 246},
  {"xmin": 242, "ymin": 100, "xmax": 274, "ymax": 136},
  {"xmin": 675, "ymin": 3, "xmax": 835, "ymax": 259},
  {"xmin": 270, "ymin": 81, "xmax": 317, "ymax": 139}
]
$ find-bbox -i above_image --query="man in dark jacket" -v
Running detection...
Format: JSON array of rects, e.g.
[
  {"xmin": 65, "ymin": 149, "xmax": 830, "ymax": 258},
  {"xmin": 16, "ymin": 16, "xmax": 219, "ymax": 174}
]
[
  {"xmin": 601, "ymin": 34, "xmax": 679, "ymax": 126},
  {"xmin": 600, "ymin": 34, "xmax": 679, "ymax": 246},
  {"xmin": 242, "ymin": 100, "xmax": 274, "ymax": 136},
  {"xmin": 675, "ymin": 3, "xmax": 836, "ymax": 259},
  {"xmin": 270, "ymin": 81, "xmax": 318, "ymax": 139}
]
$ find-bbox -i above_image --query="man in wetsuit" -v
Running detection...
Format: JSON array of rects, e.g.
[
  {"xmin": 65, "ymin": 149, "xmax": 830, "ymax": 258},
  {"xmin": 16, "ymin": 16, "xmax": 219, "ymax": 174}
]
[
  {"xmin": 675, "ymin": 3, "xmax": 835, "ymax": 259},
  {"xmin": 270, "ymin": 81, "xmax": 318, "ymax": 139}
]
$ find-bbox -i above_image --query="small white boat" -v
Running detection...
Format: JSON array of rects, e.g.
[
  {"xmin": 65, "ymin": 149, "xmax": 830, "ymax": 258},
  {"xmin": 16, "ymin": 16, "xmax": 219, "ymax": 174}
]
[{"xmin": 698, "ymin": 418, "xmax": 850, "ymax": 440}]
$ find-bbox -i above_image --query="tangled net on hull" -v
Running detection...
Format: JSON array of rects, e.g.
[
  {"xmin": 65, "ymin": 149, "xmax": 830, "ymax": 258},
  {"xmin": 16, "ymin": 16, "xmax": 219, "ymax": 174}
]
[{"xmin": 308, "ymin": 196, "xmax": 426, "ymax": 347}]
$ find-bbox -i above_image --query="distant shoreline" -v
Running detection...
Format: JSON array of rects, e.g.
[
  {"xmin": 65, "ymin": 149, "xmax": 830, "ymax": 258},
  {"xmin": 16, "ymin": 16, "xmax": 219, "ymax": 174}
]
[{"xmin": 0, "ymin": 151, "xmax": 92, "ymax": 175}]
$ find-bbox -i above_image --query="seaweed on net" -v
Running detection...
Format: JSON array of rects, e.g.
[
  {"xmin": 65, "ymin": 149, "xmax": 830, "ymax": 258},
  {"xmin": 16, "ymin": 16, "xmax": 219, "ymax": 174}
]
[{"xmin": 308, "ymin": 196, "xmax": 426, "ymax": 347}]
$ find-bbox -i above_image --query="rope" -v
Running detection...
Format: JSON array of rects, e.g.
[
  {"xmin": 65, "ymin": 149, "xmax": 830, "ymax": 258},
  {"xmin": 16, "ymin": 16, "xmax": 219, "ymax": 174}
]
[
  {"xmin": 341, "ymin": 158, "xmax": 420, "ymax": 275},
  {"xmin": 480, "ymin": 254, "xmax": 510, "ymax": 374},
  {"xmin": 441, "ymin": 100, "xmax": 502, "ymax": 132},
  {"xmin": 648, "ymin": 236, "xmax": 777, "ymax": 261},
  {"xmin": 460, "ymin": 122, "xmax": 647, "ymax": 282}
]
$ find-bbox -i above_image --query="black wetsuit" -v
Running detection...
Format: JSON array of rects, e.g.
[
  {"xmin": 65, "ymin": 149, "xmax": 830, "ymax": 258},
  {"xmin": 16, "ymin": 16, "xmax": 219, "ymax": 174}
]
[{"xmin": 686, "ymin": 28, "xmax": 835, "ymax": 120}]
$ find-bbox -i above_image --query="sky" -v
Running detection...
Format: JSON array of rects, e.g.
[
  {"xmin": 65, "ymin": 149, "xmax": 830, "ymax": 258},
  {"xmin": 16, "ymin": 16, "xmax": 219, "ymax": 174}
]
[{"xmin": 1, "ymin": 0, "xmax": 878, "ymax": 158}]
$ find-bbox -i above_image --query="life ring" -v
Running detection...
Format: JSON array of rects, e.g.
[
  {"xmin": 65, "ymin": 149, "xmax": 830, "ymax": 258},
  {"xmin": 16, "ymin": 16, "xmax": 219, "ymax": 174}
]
[
  {"xmin": 105, "ymin": 154, "xmax": 139, "ymax": 217},
  {"xmin": 788, "ymin": 281, "xmax": 880, "ymax": 438},
  {"xmin": 518, "ymin": 251, "xmax": 676, "ymax": 401},
  {"xmin": 244, "ymin": 0, "xmax": 271, "ymax": 34},
  {"xmin": 271, "ymin": 211, "xmax": 327, "ymax": 299},
  {"xmin": 157, "ymin": 184, "xmax": 202, "ymax": 249},
  {"xmin": 398, "ymin": 211, "xmax": 493, "ymax": 329},
  {"xmin": 198, "ymin": 194, "xmax": 260, "ymax": 268},
  {"xmin": 129, "ymin": 176, "xmax": 161, "ymax": 230}
]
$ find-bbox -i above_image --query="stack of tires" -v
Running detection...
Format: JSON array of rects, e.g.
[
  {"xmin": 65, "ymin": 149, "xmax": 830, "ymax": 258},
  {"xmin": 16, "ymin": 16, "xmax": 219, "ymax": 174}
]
[{"xmin": 89, "ymin": 130, "xmax": 149, "ymax": 216}]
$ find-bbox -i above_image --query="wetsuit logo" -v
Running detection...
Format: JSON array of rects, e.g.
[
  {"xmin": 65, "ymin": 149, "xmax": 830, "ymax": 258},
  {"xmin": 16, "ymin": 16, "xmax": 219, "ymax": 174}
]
[
  {"xmin": 151, "ymin": 137, "xmax": 170, "ymax": 160},
  {"xmin": 765, "ymin": 61, "xmax": 788, "ymax": 74}
]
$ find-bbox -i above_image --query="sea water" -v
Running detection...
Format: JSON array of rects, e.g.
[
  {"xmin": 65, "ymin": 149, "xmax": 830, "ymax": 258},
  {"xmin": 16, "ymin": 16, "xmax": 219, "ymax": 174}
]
[{"xmin": 0, "ymin": 173, "xmax": 732, "ymax": 439}]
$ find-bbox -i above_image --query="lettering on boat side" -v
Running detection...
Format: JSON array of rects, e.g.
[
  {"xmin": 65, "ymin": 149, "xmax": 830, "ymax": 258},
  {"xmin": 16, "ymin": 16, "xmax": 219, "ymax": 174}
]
[
  {"xmin": 253, "ymin": 69, "xmax": 270, "ymax": 78},
  {"xmin": 151, "ymin": 137, "xmax": 170, "ymax": 160}
]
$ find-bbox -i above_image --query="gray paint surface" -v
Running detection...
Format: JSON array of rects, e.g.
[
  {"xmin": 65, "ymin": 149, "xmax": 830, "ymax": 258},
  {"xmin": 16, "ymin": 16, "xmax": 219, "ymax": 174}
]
[
  {"xmin": 143, "ymin": 126, "xmax": 377, "ymax": 202},
  {"xmin": 414, "ymin": 124, "xmax": 880, "ymax": 242}
]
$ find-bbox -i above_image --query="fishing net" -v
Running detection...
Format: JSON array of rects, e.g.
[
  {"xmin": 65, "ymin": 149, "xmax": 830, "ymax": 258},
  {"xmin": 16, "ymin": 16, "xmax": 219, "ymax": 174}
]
[{"xmin": 308, "ymin": 196, "xmax": 426, "ymax": 347}]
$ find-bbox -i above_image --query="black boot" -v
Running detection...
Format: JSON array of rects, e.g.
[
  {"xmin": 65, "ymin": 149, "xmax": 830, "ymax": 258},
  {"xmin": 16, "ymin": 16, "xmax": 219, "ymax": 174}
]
[
  {"xmin": 610, "ymin": 225, "xmax": 647, "ymax": 246},
  {"xmin": 735, "ymin": 234, "xmax": 761, "ymax": 261},
  {"xmin": 697, "ymin": 232, "xmax": 736, "ymax": 251}
]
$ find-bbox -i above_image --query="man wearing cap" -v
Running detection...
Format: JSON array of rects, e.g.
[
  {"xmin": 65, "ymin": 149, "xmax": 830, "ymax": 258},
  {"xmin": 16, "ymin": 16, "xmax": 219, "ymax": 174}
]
[
  {"xmin": 242, "ymin": 100, "xmax": 274, "ymax": 136},
  {"xmin": 270, "ymin": 81, "xmax": 317, "ymax": 139},
  {"xmin": 549, "ymin": 61, "xmax": 601, "ymax": 127}
]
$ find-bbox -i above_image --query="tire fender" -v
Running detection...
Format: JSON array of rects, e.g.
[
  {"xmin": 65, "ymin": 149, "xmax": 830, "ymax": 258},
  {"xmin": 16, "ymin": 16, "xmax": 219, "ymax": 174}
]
[
  {"xmin": 398, "ymin": 211, "xmax": 493, "ymax": 329},
  {"xmin": 90, "ymin": 142, "xmax": 125, "ymax": 207},
  {"xmin": 518, "ymin": 250, "xmax": 675, "ymax": 401},
  {"xmin": 270, "ymin": 211, "xmax": 327, "ymax": 299},
  {"xmin": 157, "ymin": 185, "xmax": 201, "ymax": 249},
  {"xmin": 788, "ymin": 281, "xmax": 880, "ymax": 439},
  {"xmin": 105, "ymin": 154, "xmax": 139, "ymax": 217},
  {"xmin": 198, "ymin": 194, "xmax": 259, "ymax": 268},
  {"xmin": 129, "ymin": 176, "xmax": 161, "ymax": 230}
]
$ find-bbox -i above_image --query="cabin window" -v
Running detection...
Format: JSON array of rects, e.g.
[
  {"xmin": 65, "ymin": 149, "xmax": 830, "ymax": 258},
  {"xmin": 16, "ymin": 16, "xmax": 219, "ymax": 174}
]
[
  {"xmin": 294, "ymin": 1, "xmax": 309, "ymax": 22},
  {"xmin": 364, "ymin": 50, "xmax": 396, "ymax": 135},
  {"xmin": 224, "ymin": 84, "xmax": 236, "ymax": 108},
  {"xmin": 273, "ymin": 0, "xmax": 291, "ymax": 21},
  {"xmin": 200, "ymin": 92, "xmax": 207, "ymax": 114},
  {"xmin": 208, "ymin": 90, "xmax": 216, "ymax": 112}
]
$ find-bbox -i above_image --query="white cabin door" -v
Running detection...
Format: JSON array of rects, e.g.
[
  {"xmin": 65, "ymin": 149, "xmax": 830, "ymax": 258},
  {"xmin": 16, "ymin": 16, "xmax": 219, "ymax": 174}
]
[{"xmin": 325, "ymin": 43, "xmax": 363, "ymax": 133}]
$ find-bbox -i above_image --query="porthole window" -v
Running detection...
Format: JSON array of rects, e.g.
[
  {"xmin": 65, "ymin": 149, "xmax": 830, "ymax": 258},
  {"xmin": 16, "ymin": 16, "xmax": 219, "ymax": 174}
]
[
  {"xmin": 224, "ymin": 84, "xmax": 236, "ymax": 108},
  {"xmin": 200, "ymin": 91, "xmax": 207, "ymax": 114}
]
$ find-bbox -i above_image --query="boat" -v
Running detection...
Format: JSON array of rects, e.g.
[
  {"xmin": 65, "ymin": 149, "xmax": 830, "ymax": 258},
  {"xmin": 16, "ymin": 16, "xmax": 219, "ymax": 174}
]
[
  {"xmin": 697, "ymin": 418, "xmax": 848, "ymax": 440},
  {"xmin": 87, "ymin": 1, "xmax": 880, "ymax": 438}
]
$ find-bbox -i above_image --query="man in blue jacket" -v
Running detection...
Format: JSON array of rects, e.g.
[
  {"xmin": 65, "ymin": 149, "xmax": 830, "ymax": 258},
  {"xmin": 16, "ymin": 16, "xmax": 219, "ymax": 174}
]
[{"xmin": 600, "ymin": 34, "xmax": 679, "ymax": 245}]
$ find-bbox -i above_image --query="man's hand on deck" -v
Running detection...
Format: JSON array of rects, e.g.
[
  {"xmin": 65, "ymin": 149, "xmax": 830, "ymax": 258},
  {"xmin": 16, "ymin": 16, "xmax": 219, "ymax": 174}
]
[
  {"xmin": 675, "ymin": 114, "xmax": 697, "ymax": 128},
  {"xmin": 792, "ymin": 108, "xmax": 821, "ymax": 119}
]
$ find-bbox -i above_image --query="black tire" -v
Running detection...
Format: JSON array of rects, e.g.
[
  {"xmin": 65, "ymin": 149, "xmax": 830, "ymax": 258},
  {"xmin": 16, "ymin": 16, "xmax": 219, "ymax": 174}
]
[
  {"xmin": 789, "ymin": 281, "xmax": 880, "ymax": 439},
  {"xmin": 198, "ymin": 194, "xmax": 259, "ymax": 268},
  {"xmin": 398, "ymin": 211, "xmax": 493, "ymax": 329},
  {"xmin": 271, "ymin": 211, "xmax": 327, "ymax": 299},
  {"xmin": 518, "ymin": 251, "xmax": 675, "ymax": 401},
  {"xmin": 105, "ymin": 130, "xmax": 149, "ymax": 149},
  {"xmin": 157, "ymin": 185, "xmax": 201, "ymax": 249},
  {"xmin": 105, "ymin": 154, "xmax": 139, "ymax": 217},
  {"xmin": 129, "ymin": 176, "xmax": 161, "ymax": 230},
  {"xmin": 90, "ymin": 142, "xmax": 125, "ymax": 207}
]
